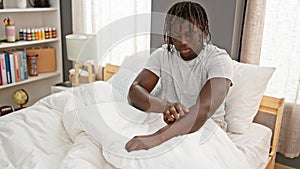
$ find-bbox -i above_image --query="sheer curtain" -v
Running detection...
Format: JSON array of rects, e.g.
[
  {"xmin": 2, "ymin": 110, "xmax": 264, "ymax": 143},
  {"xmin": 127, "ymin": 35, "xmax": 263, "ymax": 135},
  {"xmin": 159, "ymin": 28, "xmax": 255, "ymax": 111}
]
[
  {"xmin": 71, "ymin": 0, "xmax": 152, "ymax": 69},
  {"xmin": 241, "ymin": 0, "xmax": 300, "ymax": 158},
  {"xmin": 259, "ymin": 0, "xmax": 300, "ymax": 158}
]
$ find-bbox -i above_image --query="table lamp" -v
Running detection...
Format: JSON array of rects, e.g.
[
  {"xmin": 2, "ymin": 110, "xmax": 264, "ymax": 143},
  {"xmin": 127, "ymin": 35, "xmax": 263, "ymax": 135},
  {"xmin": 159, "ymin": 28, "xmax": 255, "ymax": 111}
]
[{"xmin": 66, "ymin": 34, "xmax": 97, "ymax": 86}]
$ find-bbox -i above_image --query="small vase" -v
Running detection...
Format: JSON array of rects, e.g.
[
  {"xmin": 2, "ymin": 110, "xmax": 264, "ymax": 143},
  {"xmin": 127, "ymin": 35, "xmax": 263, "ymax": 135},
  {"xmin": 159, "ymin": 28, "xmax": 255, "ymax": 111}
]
[{"xmin": 5, "ymin": 25, "xmax": 16, "ymax": 42}]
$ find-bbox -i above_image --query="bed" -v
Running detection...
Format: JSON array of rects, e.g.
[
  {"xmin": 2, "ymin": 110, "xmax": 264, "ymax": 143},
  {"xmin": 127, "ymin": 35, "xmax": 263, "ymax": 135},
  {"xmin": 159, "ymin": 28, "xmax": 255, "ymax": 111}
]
[{"xmin": 0, "ymin": 58, "xmax": 284, "ymax": 169}]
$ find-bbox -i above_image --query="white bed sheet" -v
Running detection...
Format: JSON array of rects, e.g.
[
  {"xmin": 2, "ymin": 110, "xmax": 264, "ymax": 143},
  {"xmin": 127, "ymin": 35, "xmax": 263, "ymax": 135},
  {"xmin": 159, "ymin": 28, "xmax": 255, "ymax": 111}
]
[
  {"xmin": 0, "ymin": 101, "xmax": 72, "ymax": 169},
  {"xmin": 227, "ymin": 123, "xmax": 272, "ymax": 169},
  {"xmin": 0, "ymin": 81, "xmax": 271, "ymax": 169},
  {"xmin": 0, "ymin": 83, "xmax": 118, "ymax": 169},
  {"xmin": 74, "ymin": 102, "xmax": 251, "ymax": 169}
]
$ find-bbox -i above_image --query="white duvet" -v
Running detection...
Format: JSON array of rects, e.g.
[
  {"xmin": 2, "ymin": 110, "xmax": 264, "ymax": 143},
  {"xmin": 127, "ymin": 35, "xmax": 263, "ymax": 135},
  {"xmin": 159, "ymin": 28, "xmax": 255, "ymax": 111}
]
[{"xmin": 0, "ymin": 81, "xmax": 253, "ymax": 169}]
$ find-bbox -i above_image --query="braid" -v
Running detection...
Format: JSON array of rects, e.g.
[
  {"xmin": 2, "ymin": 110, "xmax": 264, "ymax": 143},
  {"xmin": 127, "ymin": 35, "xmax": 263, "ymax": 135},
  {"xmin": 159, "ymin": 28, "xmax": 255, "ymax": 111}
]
[{"xmin": 163, "ymin": 1, "xmax": 211, "ymax": 52}]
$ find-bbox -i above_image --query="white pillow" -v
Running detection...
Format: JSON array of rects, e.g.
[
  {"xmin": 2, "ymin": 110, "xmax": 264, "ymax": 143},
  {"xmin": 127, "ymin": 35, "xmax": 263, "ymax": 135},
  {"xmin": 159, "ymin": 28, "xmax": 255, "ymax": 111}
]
[
  {"xmin": 107, "ymin": 67, "xmax": 137, "ymax": 101},
  {"xmin": 107, "ymin": 51, "xmax": 151, "ymax": 100},
  {"xmin": 119, "ymin": 50, "xmax": 150, "ymax": 72},
  {"xmin": 225, "ymin": 61, "xmax": 275, "ymax": 134}
]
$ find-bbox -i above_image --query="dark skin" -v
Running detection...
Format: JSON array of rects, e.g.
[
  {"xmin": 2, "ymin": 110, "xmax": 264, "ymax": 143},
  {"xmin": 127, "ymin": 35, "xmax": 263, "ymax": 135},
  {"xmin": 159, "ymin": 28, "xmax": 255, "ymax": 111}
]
[{"xmin": 126, "ymin": 20, "xmax": 231, "ymax": 152}]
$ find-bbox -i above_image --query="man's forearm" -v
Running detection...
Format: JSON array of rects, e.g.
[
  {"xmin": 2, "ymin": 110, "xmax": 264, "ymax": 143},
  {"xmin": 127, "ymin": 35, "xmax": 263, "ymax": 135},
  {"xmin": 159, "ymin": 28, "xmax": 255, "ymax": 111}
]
[
  {"xmin": 152, "ymin": 78, "xmax": 230, "ymax": 144},
  {"xmin": 153, "ymin": 103, "xmax": 209, "ymax": 142},
  {"xmin": 128, "ymin": 84, "xmax": 167, "ymax": 113}
]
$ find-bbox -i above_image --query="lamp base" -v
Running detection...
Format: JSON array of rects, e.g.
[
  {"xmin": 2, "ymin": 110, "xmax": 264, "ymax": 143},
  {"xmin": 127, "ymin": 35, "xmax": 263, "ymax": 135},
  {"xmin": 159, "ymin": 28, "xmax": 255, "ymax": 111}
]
[{"xmin": 72, "ymin": 62, "xmax": 95, "ymax": 86}]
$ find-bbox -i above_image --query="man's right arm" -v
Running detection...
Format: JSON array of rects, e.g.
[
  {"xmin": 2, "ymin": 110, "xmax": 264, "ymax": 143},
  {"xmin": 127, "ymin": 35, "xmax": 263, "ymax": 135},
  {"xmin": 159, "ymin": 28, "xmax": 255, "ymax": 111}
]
[
  {"xmin": 128, "ymin": 69, "xmax": 167, "ymax": 113},
  {"xmin": 128, "ymin": 69, "xmax": 189, "ymax": 123}
]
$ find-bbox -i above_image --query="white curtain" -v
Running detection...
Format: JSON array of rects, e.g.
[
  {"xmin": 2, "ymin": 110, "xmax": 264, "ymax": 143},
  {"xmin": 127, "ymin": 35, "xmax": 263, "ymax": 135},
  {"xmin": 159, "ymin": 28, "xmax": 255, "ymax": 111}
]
[
  {"xmin": 71, "ymin": 0, "xmax": 152, "ymax": 67},
  {"xmin": 259, "ymin": 0, "xmax": 300, "ymax": 158}
]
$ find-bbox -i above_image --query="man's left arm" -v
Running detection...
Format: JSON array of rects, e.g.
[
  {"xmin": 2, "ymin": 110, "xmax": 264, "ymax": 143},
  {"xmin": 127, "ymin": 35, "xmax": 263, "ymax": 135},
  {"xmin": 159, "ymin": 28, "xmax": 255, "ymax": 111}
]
[{"xmin": 125, "ymin": 77, "xmax": 231, "ymax": 152}]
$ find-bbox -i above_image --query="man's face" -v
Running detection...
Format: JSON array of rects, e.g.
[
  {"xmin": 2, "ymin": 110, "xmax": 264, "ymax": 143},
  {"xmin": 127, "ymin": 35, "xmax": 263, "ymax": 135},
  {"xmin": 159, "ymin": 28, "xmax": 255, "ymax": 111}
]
[{"xmin": 171, "ymin": 20, "xmax": 203, "ymax": 60}]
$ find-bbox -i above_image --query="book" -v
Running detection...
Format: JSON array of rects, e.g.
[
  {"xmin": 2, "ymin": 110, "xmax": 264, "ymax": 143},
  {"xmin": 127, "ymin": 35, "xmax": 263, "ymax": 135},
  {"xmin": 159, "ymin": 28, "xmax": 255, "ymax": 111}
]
[
  {"xmin": 0, "ymin": 62, "xmax": 2, "ymax": 85},
  {"xmin": 4, "ymin": 53, "xmax": 12, "ymax": 84},
  {"xmin": 18, "ymin": 49, "xmax": 28, "ymax": 81},
  {"xmin": 0, "ymin": 53, "xmax": 7, "ymax": 85},
  {"xmin": 0, "ymin": 54, "xmax": 2, "ymax": 85},
  {"xmin": 12, "ymin": 51, "xmax": 21, "ymax": 82},
  {"xmin": 9, "ymin": 53, "xmax": 16, "ymax": 83},
  {"xmin": 22, "ymin": 49, "xmax": 28, "ymax": 80},
  {"xmin": 18, "ymin": 50, "xmax": 24, "ymax": 81}
]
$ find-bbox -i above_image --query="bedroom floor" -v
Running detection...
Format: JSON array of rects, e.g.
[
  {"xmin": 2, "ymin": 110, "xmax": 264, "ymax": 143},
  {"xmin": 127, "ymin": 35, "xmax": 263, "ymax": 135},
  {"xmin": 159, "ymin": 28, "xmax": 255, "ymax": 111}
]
[
  {"xmin": 276, "ymin": 153, "xmax": 300, "ymax": 169},
  {"xmin": 275, "ymin": 163, "xmax": 296, "ymax": 169}
]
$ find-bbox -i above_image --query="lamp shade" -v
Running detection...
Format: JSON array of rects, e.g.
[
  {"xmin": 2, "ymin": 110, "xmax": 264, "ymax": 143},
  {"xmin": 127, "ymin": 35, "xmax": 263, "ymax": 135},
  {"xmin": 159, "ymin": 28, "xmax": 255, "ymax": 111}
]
[{"xmin": 66, "ymin": 34, "xmax": 97, "ymax": 62}]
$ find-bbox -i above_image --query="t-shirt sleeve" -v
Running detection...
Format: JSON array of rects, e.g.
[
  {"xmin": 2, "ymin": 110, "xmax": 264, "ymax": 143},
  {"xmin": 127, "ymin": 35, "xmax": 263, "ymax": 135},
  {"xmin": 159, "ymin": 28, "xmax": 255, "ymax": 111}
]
[
  {"xmin": 144, "ymin": 47, "xmax": 164, "ymax": 77},
  {"xmin": 207, "ymin": 50, "xmax": 234, "ymax": 84}
]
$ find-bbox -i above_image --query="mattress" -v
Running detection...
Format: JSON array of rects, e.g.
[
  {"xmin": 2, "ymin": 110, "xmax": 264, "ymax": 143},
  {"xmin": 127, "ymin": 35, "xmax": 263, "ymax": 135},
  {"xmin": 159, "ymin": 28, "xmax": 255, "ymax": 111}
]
[{"xmin": 227, "ymin": 123, "xmax": 272, "ymax": 169}]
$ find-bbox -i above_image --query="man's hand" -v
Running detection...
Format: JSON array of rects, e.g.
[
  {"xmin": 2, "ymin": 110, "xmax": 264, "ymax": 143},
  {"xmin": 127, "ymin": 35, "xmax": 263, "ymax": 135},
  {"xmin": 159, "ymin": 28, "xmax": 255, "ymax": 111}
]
[
  {"xmin": 125, "ymin": 134, "xmax": 163, "ymax": 152},
  {"xmin": 163, "ymin": 102, "xmax": 189, "ymax": 124}
]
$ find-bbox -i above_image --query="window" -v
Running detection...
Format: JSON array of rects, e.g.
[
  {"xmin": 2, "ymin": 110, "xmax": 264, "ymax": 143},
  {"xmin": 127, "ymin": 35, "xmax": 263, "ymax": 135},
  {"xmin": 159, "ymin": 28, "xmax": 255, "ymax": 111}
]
[
  {"xmin": 72, "ymin": 0, "xmax": 152, "ymax": 66},
  {"xmin": 260, "ymin": 0, "xmax": 300, "ymax": 103}
]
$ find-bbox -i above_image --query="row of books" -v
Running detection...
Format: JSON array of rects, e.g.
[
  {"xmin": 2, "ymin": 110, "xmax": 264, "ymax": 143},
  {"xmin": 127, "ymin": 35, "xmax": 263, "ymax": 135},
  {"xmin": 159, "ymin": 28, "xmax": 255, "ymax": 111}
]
[{"xmin": 0, "ymin": 49, "xmax": 28, "ymax": 86}]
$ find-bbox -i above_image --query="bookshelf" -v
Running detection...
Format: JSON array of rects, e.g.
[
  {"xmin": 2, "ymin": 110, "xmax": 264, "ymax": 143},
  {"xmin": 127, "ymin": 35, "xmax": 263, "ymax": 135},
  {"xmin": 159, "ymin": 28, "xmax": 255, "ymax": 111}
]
[
  {"xmin": 0, "ymin": 72, "xmax": 60, "ymax": 90},
  {"xmin": 0, "ymin": 38, "xmax": 59, "ymax": 49},
  {"xmin": 0, "ymin": 8, "xmax": 57, "ymax": 13},
  {"xmin": 0, "ymin": 0, "xmax": 62, "ymax": 107}
]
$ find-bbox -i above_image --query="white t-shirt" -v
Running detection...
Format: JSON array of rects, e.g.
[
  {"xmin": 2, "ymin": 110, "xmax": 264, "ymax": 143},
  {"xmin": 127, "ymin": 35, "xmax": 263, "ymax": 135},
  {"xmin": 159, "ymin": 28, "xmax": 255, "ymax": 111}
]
[{"xmin": 145, "ymin": 44, "xmax": 233, "ymax": 127}]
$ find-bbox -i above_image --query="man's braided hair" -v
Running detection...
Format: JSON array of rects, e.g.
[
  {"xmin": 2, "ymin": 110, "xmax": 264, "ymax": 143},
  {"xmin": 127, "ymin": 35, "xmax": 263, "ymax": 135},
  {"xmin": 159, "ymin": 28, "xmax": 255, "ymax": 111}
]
[{"xmin": 163, "ymin": 1, "xmax": 211, "ymax": 52}]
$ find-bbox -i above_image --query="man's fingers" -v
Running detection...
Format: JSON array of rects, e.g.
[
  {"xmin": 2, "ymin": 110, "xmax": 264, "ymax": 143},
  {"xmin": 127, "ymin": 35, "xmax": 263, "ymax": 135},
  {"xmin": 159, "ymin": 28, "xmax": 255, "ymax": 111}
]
[
  {"xmin": 165, "ymin": 110, "xmax": 175, "ymax": 122},
  {"xmin": 174, "ymin": 103, "xmax": 189, "ymax": 117},
  {"xmin": 183, "ymin": 107, "xmax": 189, "ymax": 113},
  {"xmin": 175, "ymin": 103, "xmax": 185, "ymax": 117},
  {"xmin": 126, "ymin": 138, "xmax": 141, "ymax": 152},
  {"xmin": 126, "ymin": 139, "xmax": 135, "ymax": 152},
  {"xmin": 163, "ymin": 102, "xmax": 189, "ymax": 124},
  {"xmin": 170, "ymin": 106, "xmax": 180, "ymax": 119}
]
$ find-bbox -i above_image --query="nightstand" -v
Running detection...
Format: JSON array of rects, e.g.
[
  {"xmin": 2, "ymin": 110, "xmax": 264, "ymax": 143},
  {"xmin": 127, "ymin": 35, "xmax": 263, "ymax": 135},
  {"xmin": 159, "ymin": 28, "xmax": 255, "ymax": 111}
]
[{"xmin": 51, "ymin": 82, "xmax": 73, "ymax": 94}]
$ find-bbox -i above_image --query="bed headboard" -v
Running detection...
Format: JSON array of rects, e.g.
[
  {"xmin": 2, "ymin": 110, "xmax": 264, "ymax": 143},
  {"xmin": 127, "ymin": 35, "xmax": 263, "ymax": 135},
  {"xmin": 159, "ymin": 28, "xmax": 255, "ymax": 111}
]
[
  {"xmin": 258, "ymin": 96, "xmax": 284, "ymax": 169},
  {"xmin": 103, "ymin": 64, "xmax": 120, "ymax": 81}
]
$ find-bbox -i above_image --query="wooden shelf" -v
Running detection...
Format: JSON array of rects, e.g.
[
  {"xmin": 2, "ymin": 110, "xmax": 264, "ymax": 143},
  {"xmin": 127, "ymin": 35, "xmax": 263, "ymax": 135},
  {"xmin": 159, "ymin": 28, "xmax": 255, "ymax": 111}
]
[
  {"xmin": 0, "ymin": 39, "xmax": 59, "ymax": 49},
  {"xmin": 0, "ymin": 8, "xmax": 57, "ymax": 13},
  {"xmin": 0, "ymin": 0, "xmax": 62, "ymax": 106},
  {"xmin": 0, "ymin": 72, "xmax": 61, "ymax": 90}
]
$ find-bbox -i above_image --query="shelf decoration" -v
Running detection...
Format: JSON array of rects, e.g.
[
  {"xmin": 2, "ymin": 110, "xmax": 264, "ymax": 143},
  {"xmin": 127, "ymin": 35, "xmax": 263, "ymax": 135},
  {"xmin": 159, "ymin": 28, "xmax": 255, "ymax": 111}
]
[
  {"xmin": 3, "ymin": 17, "xmax": 16, "ymax": 42},
  {"xmin": 12, "ymin": 89, "xmax": 28, "ymax": 110}
]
